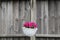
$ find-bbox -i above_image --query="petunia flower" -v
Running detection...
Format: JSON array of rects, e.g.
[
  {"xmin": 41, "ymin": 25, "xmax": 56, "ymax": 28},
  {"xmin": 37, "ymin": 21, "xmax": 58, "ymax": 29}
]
[
  {"xmin": 29, "ymin": 22, "xmax": 33, "ymax": 28},
  {"xmin": 23, "ymin": 22, "xmax": 37, "ymax": 28},
  {"xmin": 30, "ymin": 22, "xmax": 37, "ymax": 28},
  {"xmin": 24, "ymin": 22, "xmax": 29, "ymax": 28}
]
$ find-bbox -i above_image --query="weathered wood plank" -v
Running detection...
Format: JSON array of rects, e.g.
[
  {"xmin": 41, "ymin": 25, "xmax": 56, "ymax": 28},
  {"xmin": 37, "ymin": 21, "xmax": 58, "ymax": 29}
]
[
  {"xmin": 13, "ymin": 1, "xmax": 19, "ymax": 34},
  {"xmin": 1, "ymin": 2, "xmax": 6, "ymax": 34},
  {"xmin": 0, "ymin": 2, "xmax": 2, "ymax": 34},
  {"xmin": 36, "ymin": 1, "xmax": 41, "ymax": 34},
  {"xmin": 1, "ymin": 2, "xmax": 8, "ymax": 35},
  {"xmin": 41, "ymin": 1, "xmax": 45, "ymax": 34},
  {"xmin": 54, "ymin": 2, "xmax": 58, "ymax": 34},
  {"xmin": 31, "ymin": 0, "xmax": 37, "ymax": 22},
  {"xmin": 48, "ymin": 2, "xmax": 56, "ymax": 34},
  {"xmin": 19, "ymin": 1, "xmax": 25, "ymax": 34},
  {"xmin": 25, "ymin": 1, "xmax": 30, "ymax": 22},
  {"xmin": 44, "ymin": 1, "xmax": 48, "ymax": 34},
  {"xmin": 7, "ymin": 1, "xmax": 13, "ymax": 34},
  {"xmin": 57, "ymin": 1, "xmax": 60, "ymax": 34},
  {"xmin": 48, "ymin": 1, "xmax": 59, "ymax": 34}
]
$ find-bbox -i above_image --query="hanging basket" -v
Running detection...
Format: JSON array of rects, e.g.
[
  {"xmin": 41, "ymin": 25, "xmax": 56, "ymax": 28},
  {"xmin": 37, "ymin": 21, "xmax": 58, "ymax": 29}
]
[
  {"xmin": 22, "ymin": 22, "xmax": 38, "ymax": 36},
  {"xmin": 22, "ymin": 27, "xmax": 37, "ymax": 36}
]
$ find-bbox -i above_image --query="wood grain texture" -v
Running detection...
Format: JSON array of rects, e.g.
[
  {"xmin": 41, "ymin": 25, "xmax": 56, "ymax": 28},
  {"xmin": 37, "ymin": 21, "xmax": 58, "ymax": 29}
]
[
  {"xmin": 36, "ymin": 1, "xmax": 41, "ymax": 34},
  {"xmin": 48, "ymin": 1, "xmax": 60, "ymax": 34},
  {"xmin": 56, "ymin": 1, "xmax": 60, "ymax": 34},
  {"xmin": 1, "ymin": 2, "xmax": 9, "ymax": 35},
  {"xmin": 13, "ymin": 1, "xmax": 19, "ymax": 34},
  {"xmin": 0, "ymin": 2, "xmax": 2, "ymax": 34},
  {"xmin": 44, "ymin": 1, "xmax": 48, "ymax": 34},
  {"xmin": 7, "ymin": 1, "xmax": 13, "ymax": 34},
  {"xmin": 19, "ymin": 1, "xmax": 25, "ymax": 34},
  {"xmin": 41, "ymin": 1, "xmax": 45, "ymax": 34},
  {"xmin": 48, "ymin": 1, "xmax": 56, "ymax": 34},
  {"xmin": 1, "ymin": 2, "xmax": 6, "ymax": 34},
  {"xmin": 54, "ymin": 2, "xmax": 58, "ymax": 34},
  {"xmin": 1, "ymin": 1, "xmax": 60, "ymax": 39},
  {"xmin": 25, "ymin": 1, "xmax": 30, "ymax": 22}
]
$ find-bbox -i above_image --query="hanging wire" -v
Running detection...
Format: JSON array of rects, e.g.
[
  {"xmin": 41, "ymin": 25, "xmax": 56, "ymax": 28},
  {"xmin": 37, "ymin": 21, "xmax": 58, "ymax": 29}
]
[
  {"xmin": 30, "ymin": 0, "xmax": 31, "ymax": 21},
  {"xmin": 30, "ymin": 0, "xmax": 33, "ymax": 21}
]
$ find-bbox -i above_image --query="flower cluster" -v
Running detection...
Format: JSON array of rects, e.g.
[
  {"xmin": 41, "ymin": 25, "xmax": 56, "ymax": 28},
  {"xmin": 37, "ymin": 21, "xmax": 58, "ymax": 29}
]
[{"xmin": 23, "ymin": 22, "xmax": 37, "ymax": 28}]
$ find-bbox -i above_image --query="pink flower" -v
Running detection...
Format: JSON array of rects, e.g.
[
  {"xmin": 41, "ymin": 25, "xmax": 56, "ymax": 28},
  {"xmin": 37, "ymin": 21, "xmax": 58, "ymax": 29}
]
[
  {"xmin": 24, "ymin": 22, "xmax": 29, "ymax": 28},
  {"xmin": 23, "ymin": 22, "xmax": 37, "ymax": 28},
  {"xmin": 29, "ymin": 22, "xmax": 33, "ymax": 28},
  {"xmin": 31, "ymin": 22, "xmax": 37, "ymax": 28}
]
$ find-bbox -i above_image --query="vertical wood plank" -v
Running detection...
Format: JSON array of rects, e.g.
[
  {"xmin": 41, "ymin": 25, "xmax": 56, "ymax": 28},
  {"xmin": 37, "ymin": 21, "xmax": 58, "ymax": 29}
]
[
  {"xmin": 48, "ymin": 2, "xmax": 56, "ymax": 34},
  {"xmin": 57, "ymin": 1, "xmax": 60, "ymax": 34},
  {"xmin": 7, "ymin": 1, "xmax": 13, "ymax": 34},
  {"xmin": 41, "ymin": 1, "xmax": 45, "ymax": 34},
  {"xmin": 19, "ymin": 1, "xmax": 23, "ymax": 34},
  {"xmin": 1, "ymin": 2, "xmax": 6, "ymax": 34},
  {"xmin": 19, "ymin": 1, "xmax": 25, "ymax": 34},
  {"xmin": 0, "ymin": 2, "xmax": 2, "ymax": 34},
  {"xmin": 54, "ymin": 2, "xmax": 58, "ymax": 34},
  {"xmin": 5, "ymin": 2, "xmax": 8, "ymax": 35},
  {"xmin": 31, "ymin": 0, "xmax": 37, "ymax": 22},
  {"xmin": 44, "ymin": 1, "xmax": 48, "ymax": 34},
  {"xmin": 25, "ymin": 1, "xmax": 30, "ymax": 22},
  {"xmin": 36, "ymin": 1, "xmax": 41, "ymax": 34},
  {"xmin": 1, "ymin": 2, "xmax": 8, "ymax": 35},
  {"xmin": 13, "ymin": 1, "xmax": 19, "ymax": 33}
]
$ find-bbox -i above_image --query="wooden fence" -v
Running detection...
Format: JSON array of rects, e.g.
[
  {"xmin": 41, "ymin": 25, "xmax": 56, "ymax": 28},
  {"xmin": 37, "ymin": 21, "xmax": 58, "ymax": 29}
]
[{"xmin": 0, "ymin": 0, "xmax": 60, "ymax": 40}]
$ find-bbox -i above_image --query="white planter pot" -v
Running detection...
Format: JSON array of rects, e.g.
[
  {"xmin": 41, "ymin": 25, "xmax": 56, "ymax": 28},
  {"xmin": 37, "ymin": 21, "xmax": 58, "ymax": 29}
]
[{"xmin": 22, "ymin": 27, "xmax": 38, "ymax": 36}]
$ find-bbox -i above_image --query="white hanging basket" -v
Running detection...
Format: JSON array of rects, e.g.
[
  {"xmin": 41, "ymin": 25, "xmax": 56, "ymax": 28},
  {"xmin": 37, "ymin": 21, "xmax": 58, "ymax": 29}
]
[{"xmin": 22, "ymin": 27, "xmax": 37, "ymax": 36}]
